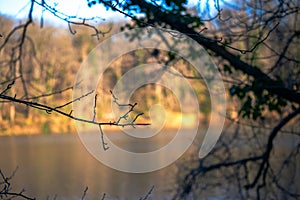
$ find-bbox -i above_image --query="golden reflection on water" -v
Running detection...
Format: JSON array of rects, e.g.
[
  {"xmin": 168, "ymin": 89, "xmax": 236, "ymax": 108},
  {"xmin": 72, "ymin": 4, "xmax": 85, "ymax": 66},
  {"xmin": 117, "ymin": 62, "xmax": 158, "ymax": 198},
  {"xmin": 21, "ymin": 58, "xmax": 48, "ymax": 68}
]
[{"xmin": 0, "ymin": 130, "xmax": 202, "ymax": 199}]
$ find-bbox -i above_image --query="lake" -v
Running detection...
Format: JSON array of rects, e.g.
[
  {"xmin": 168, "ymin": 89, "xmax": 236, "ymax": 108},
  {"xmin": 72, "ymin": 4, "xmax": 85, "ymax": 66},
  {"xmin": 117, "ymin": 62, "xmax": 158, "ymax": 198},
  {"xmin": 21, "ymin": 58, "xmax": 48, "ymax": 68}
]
[
  {"xmin": 0, "ymin": 130, "xmax": 202, "ymax": 200},
  {"xmin": 1, "ymin": 128, "xmax": 298, "ymax": 199}
]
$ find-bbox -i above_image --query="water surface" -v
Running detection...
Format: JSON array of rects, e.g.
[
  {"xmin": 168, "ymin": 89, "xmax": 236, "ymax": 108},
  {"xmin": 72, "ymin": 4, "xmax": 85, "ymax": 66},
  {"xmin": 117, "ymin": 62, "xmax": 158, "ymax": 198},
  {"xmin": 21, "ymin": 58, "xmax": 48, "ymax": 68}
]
[{"xmin": 0, "ymin": 130, "xmax": 196, "ymax": 199}]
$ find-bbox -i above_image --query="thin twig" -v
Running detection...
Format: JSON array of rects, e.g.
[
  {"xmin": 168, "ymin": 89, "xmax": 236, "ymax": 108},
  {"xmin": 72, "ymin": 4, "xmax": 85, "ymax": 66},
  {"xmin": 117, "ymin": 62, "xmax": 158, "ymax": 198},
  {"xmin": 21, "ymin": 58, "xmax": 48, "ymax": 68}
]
[
  {"xmin": 110, "ymin": 90, "xmax": 145, "ymax": 127},
  {"xmin": 139, "ymin": 185, "xmax": 154, "ymax": 200},
  {"xmin": 245, "ymin": 107, "xmax": 300, "ymax": 189},
  {"xmin": 0, "ymin": 169, "xmax": 35, "ymax": 200},
  {"xmin": 99, "ymin": 124, "xmax": 109, "ymax": 151},
  {"xmin": 52, "ymin": 90, "xmax": 94, "ymax": 111},
  {"xmin": 81, "ymin": 187, "xmax": 88, "ymax": 200},
  {"xmin": 0, "ymin": 80, "xmax": 15, "ymax": 95},
  {"xmin": 0, "ymin": 93, "xmax": 150, "ymax": 127},
  {"xmin": 100, "ymin": 193, "xmax": 106, "ymax": 200},
  {"xmin": 92, "ymin": 94, "xmax": 97, "ymax": 122}
]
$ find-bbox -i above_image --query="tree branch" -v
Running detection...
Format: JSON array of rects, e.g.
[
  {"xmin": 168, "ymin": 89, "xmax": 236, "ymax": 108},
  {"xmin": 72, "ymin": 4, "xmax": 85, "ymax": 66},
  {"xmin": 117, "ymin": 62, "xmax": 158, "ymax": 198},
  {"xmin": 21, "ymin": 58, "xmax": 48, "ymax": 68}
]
[
  {"xmin": 122, "ymin": 0, "xmax": 300, "ymax": 105},
  {"xmin": 245, "ymin": 107, "xmax": 300, "ymax": 189}
]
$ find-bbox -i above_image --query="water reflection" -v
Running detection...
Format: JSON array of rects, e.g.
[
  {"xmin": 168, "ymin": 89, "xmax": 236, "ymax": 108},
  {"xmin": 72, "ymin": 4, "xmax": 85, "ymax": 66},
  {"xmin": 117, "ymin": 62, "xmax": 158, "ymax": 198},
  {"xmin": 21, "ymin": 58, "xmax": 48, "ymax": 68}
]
[{"xmin": 0, "ymin": 130, "xmax": 200, "ymax": 199}]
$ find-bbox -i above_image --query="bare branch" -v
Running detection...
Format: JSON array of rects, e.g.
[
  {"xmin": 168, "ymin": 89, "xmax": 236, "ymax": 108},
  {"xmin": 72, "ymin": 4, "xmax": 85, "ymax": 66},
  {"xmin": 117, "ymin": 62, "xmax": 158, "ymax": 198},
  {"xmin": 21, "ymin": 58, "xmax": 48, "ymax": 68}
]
[
  {"xmin": 139, "ymin": 185, "xmax": 154, "ymax": 200},
  {"xmin": 99, "ymin": 0, "xmax": 300, "ymax": 105},
  {"xmin": 177, "ymin": 107, "xmax": 300, "ymax": 199},
  {"xmin": 0, "ymin": 80, "xmax": 15, "ymax": 95},
  {"xmin": 52, "ymin": 90, "xmax": 94, "ymax": 111},
  {"xmin": 81, "ymin": 187, "xmax": 88, "ymax": 200},
  {"xmin": 93, "ymin": 94, "xmax": 98, "ymax": 122},
  {"xmin": 33, "ymin": 0, "xmax": 111, "ymax": 39},
  {"xmin": 245, "ymin": 107, "xmax": 300, "ymax": 189},
  {"xmin": 0, "ymin": 169, "xmax": 35, "ymax": 200},
  {"xmin": 110, "ymin": 90, "xmax": 146, "ymax": 127},
  {"xmin": 25, "ymin": 86, "xmax": 74, "ymax": 100},
  {"xmin": 0, "ymin": 92, "xmax": 150, "ymax": 127},
  {"xmin": 99, "ymin": 124, "xmax": 109, "ymax": 151},
  {"xmin": 100, "ymin": 193, "xmax": 106, "ymax": 200}
]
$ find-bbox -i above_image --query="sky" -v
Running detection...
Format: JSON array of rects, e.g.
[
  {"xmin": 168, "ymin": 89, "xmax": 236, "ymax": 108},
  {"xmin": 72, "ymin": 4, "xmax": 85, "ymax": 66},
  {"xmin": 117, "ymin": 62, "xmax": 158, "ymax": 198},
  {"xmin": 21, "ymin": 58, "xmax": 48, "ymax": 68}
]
[
  {"xmin": 0, "ymin": 0, "xmax": 125, "ymax": 27},
  {"xmin": 0, "ymin": 0, "xmax": 220, "ymax": 26}
]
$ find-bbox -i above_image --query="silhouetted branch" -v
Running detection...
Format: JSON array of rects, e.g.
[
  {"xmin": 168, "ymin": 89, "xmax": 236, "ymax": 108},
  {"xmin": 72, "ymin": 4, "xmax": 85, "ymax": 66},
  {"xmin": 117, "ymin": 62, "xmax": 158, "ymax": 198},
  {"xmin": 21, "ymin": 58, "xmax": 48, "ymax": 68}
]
[
  {"xmin": 175, "ymin": 107, "xmax": 300, "ymax": 199},
  {"xmin": 139, "ymin": 185, "xmax": 154, "ymax": 200},
  {"xmin": 97, "ymin": 0, "xmax": 300, "ymax": 106},
  {"xmin": 93, "ymin": 94, "xmax": 98, "ymax": 122},
  {"xmin": 0, "ymin": 76, "xmax": 21, "ymax": 86},
  {"xmin": 221, "ymin": 22, "xmax": 280, "ymax": 54},
  {"xmin": 99, "ymin": 124, "xmax": 109, "ymax": 151},
  {"xmin": 33, "ymin": 0, "xmax": 112, "ymax": 39},
  {"xmin": 0, "ymin": 85, "xmax": 150, "ymax": 151},
  {"xmin": 0, "ymin": 80, "xmax": 15, "ymax": 95},
  {"xmin": 110, "ymin": 90, "xmax": 147, "ymax": 128},
  {"xmin": 0, "ymin": 168, "xmax": 35, "ymax": 200},
  {"xmin": 270, "ymin": 143, "xmax": 300, "ymax": 198},
  {"xmin": 269, "ymin": 30, "xmax": 300, "ymax": 73},
  {"xmin": 245, "ymin": 107, "xmax": 300, "ymax": 189},
  {"xmin": 53, "ymin": 90, "xmax": 95, "ymax": 111},
  {"xmin": 0, "ymin": 91, "xmax": 149, "ymax": 127},
  {"xmin": 0, "ymin": 81, "xmax": 79, "ymax": 103},
  {"xmin": 81, "ymin": 187, "xmax": 88, "ymax": 200},
  {"xmin": 25, "ymin": 86, "xmax": 74, "ymax": 100},
  {"xmin": 100, "ymin": 193, "xmax": 106, "ymax": 200},
  {"xmin": 91, "ymin": 90, "xmax": 150, "ymax": 150}
]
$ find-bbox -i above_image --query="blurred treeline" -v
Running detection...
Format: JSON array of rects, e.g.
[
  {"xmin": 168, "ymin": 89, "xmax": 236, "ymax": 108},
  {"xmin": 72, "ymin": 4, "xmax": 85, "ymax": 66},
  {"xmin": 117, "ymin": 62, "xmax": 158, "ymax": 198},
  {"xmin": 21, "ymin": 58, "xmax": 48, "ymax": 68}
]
[{"xmin": 0, "ymin": 15, "xmax": 210, "ymax": 135}]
